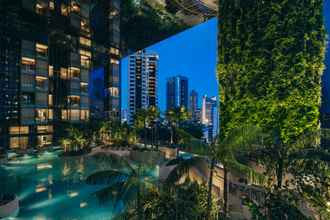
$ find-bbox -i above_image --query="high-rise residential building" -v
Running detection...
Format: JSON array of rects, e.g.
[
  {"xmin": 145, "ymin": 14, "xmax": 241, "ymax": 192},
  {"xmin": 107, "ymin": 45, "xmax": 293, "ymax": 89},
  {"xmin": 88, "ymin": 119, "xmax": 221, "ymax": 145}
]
[
  {"xmin": 0, "ymin": 0, "xmax": 121, "ymax": 150},
  {"xmin": 201, "ymin": 95, "xmax": 218, "ymax": 142},
  {"xmin": 189, "ymin": 90, "xmax": 199, "ymax": 121},
  {"xmin": 91, "ymin": 0, "xmax": 121, "ymax": 120},
  {"xmin": 128, "ymin": 50, "xmax": 159, "ymax": 124},
  {"xmin": 166, "ymin": 75, "xmax": 188, "ymax": 111}
]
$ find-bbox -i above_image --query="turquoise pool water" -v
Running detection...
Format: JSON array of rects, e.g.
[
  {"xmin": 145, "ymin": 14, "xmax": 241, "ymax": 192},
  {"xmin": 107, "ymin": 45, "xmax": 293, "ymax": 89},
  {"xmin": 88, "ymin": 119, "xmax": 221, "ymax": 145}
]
[{"xmin": 0, "ymin": 151, "xmax": 158, "ymax": 220}]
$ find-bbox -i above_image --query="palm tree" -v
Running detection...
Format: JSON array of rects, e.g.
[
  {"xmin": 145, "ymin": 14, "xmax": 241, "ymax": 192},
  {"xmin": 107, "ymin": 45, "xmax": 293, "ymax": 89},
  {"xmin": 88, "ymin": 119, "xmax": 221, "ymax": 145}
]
[
  {"xmin": 147, "ymin": 106, "xmax": 160, "ymax": 149},
  {"xmin": 60, "ymin": 138, "xmax": 72, "ymax": 152},
  {"xmin": 134, "ymin": 109, "xmax": 149, "ymax": 148},
  {"xmin": 215, "ymin": 125, "xmax": 267, "ymax": 217},
  {"xmin": 165, "ymin": 155, "xmax": 205, "ymax": 184},
  {"xmin": 166, "ymin": 106, "xmax": 190, "ymax": 146},
  {"xmin": 86, "ymin": 153, "xmax": 160, "ymax": 220}
]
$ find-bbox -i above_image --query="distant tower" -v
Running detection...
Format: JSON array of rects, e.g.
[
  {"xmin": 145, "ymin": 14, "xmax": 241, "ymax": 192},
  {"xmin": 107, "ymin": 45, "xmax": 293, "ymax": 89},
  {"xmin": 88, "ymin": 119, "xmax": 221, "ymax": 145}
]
[
  {"xmin": 201, "ymin": 95, "xmax": 218, "ymax": 142},
  {"xmin": 128, "ymin": 50, "xmax": 159, "ymax": 124},
  {"xmin": 166, "ymin": 75, "xmax": 188, "ymax": 110},
  {"xmin": 190, "ymin": 90, "xmax": 199, "ymax": 121}
]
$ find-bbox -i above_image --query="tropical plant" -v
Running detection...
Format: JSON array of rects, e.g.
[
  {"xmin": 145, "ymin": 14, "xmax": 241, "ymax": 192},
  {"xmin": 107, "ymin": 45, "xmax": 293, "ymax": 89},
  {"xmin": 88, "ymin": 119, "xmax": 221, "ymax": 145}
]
[
  {"xmin": 165, "ymin": 154, "xmax": 205, "ymax": 185},
  {"xmin": 60, "ymin": 126, "xmax": 89, "ymax": 153},
  {"xmin": 117, "ymin": 179, "xmax": 219, "ymax": 220},
  {"xmin": 86, "ymin": 153, "xmax": 159, "ymax": 220},
  {"xmin": 166, "ymin": 106, "xmax": 190, "ymax": 145}
]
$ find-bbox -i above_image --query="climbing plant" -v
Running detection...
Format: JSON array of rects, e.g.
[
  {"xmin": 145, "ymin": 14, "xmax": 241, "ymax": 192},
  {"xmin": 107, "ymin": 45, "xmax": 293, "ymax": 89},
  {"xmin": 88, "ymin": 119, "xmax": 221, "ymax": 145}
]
[{"xmin": 218, "ymin": 0, "xmax": 329, "ymax": 218}]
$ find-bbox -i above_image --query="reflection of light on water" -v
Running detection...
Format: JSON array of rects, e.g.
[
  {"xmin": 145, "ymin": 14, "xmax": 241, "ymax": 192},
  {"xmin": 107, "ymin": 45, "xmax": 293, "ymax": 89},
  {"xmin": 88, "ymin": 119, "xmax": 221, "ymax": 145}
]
[
  {"xmin": 62, "ymin": 162, "xmax": 70, "ymax": 176},
  {"xmin": 34, "ymin": 215, "xmax": 47, "ymax": 220},
  {"xmin": 68, "ymin": 191, "xmax": 79, "ymax": 198},
  {"xmin": 27, "ymin": 195, "xmax": 66, "ymax": 210},
  {"xmin": 48, "ymin": 174, "xmax": 53, "ymax": 185},
  {"xmin": 37, "ymin": 163, "xmax": 52, "ymax": 170},
  {"xmin": 35, "ymin": 184, "xmax": 47, "ymax": 193},
  {"xmin": 48, "ymin": 189, "xmax": 53, "ymax": 200},
  {"xmin": 80, "ymin": 201, "xmax": 88, "ymax": 208}
]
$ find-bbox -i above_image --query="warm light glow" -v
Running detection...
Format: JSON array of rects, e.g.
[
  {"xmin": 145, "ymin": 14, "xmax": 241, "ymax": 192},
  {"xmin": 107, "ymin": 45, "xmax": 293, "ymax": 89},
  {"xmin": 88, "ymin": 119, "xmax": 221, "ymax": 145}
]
[
  {"xmin": 37, "ymin": 163, "xmax": 53, "ymax": 170},
  {"xmin": 35, "ymin": 184, "xmax": 47, "ymax": 193},
  {"xmin": 80, "ymin": 202, "xmax": 88, "ymax": 208},
  {"xmin": 68, "ymin": 191, "xmax": 79, "ymax": 198}
]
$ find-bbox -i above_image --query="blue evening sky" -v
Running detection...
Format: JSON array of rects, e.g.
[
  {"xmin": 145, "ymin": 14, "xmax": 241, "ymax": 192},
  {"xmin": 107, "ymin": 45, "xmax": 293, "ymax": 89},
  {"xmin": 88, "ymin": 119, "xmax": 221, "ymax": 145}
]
[
  {"xmin": 121, "ymin": 18, "xmax": 218, "ymax": 113},
  {"xmin": 322, "ymin": 1, "xmax": 330, "ymax": 112}
]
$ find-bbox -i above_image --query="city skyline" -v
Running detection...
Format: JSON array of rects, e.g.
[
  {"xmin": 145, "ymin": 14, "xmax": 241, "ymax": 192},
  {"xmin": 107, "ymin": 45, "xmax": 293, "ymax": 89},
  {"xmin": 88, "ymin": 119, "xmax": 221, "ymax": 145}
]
[{"xmin": 121, "ymin": 18, "xmax": 218, "ymax": 113}]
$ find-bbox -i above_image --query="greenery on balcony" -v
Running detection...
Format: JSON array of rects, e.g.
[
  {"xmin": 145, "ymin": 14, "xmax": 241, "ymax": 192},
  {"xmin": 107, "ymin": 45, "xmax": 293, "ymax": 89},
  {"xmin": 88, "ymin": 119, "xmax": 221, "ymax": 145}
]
[{"xmin": 121, "ymin": 0, "xmax": 189, "ymax": 53}]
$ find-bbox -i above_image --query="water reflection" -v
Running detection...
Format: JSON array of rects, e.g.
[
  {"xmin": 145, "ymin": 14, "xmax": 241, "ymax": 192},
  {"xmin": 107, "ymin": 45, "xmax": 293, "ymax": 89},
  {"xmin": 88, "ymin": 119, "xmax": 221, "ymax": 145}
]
[{"xmin": 0, "ymin": 153, "xmax": 159, "ymax": 219}]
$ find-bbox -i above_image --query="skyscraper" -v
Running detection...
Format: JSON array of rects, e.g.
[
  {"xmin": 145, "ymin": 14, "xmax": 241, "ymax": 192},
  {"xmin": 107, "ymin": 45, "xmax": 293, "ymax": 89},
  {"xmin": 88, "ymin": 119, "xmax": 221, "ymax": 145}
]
[
  {"xmin": 128, "ymin": 50, "xmax": 159, "ymax": 124},
  {"xmin": 189, "ymin": 90, "xmax": 199, "ymax": 121},
  {"xmin": 0, "ymin": 0, "xmax": 120, "ymax": 150},
  {"xmin": 201, "ymin": 95, "xmax": 218, "ymax": 142},
  {"xmin": 166, "ymin": 75, "xmax": 188, "ymax": 110}
]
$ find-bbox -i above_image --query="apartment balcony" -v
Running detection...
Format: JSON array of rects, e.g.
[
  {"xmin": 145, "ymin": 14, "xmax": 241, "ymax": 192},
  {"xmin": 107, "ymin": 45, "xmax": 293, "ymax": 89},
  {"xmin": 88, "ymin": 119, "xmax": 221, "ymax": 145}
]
[
  {"xmin": 21, "ymin": 108, "xmax": 35, "ymax": 125},
  {"xmin": 80, "ymin": 69, "xmax": 89, "ymax": 82}
]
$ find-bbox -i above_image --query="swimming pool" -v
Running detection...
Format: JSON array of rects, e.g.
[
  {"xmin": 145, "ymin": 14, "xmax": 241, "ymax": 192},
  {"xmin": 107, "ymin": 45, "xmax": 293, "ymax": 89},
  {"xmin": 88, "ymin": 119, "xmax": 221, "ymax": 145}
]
[{"xmin": 0, "ymin": 151, "xmax": 158, "ymax": 220}]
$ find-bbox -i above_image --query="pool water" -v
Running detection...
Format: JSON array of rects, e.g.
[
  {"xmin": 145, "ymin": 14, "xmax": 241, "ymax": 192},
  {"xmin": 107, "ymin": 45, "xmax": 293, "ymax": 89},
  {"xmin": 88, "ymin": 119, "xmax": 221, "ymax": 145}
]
[{"xmin": 0, "ymin": 152, "xmax": 158, "ymax": 220}]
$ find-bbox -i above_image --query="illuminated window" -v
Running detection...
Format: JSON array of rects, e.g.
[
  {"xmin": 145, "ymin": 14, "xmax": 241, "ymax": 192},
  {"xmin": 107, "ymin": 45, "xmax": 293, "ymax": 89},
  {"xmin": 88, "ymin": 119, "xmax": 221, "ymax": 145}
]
[
  {"xmin": 10, "ymin": 137, "xmax": 29, "ymax": 149},
  {"xmin": 61, "ymin": 110, "xmax": 68, "ymax": 120},
  {"xmin": 22, "ymin": 57, "xmax": 36, "ymax": 73},
  {"xmin": 60, "ymin": 68, "xmax": 68, "ymax": 79},
  {"xmin": 80, "ymin": 50, "xmax": 91, "ymax": 69},
  {"xmin": 36, "ymin": 43, "xmax": 48, "ymax": 57},
  {"xmin": 70, "ymin": 110, "xmax": 80, "ymax": 121},
  {"xmin": 36, "ymin": 76, "xmax": 48, "ymax": 90},
  {"xmin": 68, "ymin": 96, "xmax": 80, "ymax": 107},
  {"xmin": 79, "ymin": 37, "xmax": 91, "ymax": 47},
  {"xmin": 69, "ymin": 67, "xmax": 80, "ymax": 79},
  {"xmin": 48, "ymin": 109, "xmax": 53, "ymax": 120},
  {"xmin": 80, "ymin": 82, "xmax": 88, "ymax": 93},
  {"xmin": 48, "ymin": 94, "xmax": 53, "ymax": 106},
  {"xmin": 36, "ymin": 109, "xmax": 49, "ymax": 122},
  {"xmin": 109, "ymin": 87, "xmax": 119, "ymax": 97},
  {"xmin": 110, "ymin": 58, "xmax": 119, "ymax": 65},
  {"xmin": 110, "ymin": 47, "xmax": 120, "ymax": 56},
  {"xmin": 37, "ymin": 125, "xmax": 53, "ymax": 133},
  {"xmin": 49, "ymin": 65, "xmax": 54, "ymax": 77},
  {"xmin": 9, "ymin": 126, "xmax": 29, "ymax": 135},
  {"xmin": 37, "ymin": 135, "xmax": 53, "ymax": 147},
  {"xmin": 80, "ymin": 110, "xmax": 89, "ymax": 120}
]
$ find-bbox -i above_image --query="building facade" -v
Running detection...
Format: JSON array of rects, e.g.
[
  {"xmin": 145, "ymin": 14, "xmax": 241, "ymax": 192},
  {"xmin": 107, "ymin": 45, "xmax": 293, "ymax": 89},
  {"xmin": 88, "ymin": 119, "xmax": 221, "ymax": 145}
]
[
  {"xmin": 90, "ymin": 0, "xmax": 121, "ymax": 120},
  {"xmin": 0, "ymin": 0, "xmax": 121, "ymax": 150},
  {"xmin": 128, "ymin": 50, "xmax": 158, "ymax": 124},
  {"xmin": 166, "ymin": 75, "xmax": 188, "ymax": 111},
  {"xmin": 201, "ymin": 95, "xmax": 218, "ymax": 142},
  {"xmin": 189, "ymin": 89, "xmax": 200, "ymax": 122}
]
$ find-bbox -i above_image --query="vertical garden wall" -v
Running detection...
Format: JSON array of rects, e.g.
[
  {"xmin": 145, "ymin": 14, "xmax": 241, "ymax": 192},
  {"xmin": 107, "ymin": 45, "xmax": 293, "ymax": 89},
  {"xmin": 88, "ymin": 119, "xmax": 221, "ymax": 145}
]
[{"xmin": 218, "ymin": 0, "xmax": 326, "ymax": 143}]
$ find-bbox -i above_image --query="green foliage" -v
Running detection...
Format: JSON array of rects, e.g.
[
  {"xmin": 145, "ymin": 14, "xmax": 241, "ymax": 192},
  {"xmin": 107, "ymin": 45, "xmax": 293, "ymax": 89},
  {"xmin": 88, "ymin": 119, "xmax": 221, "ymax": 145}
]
[
  {"xmin": 121, "ymin": 0, "xmax": 188, "ymax": 52},
  {"xmin": 218, "ymin": 0, "xmax": 326, "ymax": 142},
  {"xmin": 121, "ymin": 180, "xmax": 219, "ymax": 220},
  {"xmin": 218, "ymin": 0, "xmax": 328, "ymax": 218},
  {"xmin": 60, "ymin": 126, "xmax": 89, "ymax": 152}
]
